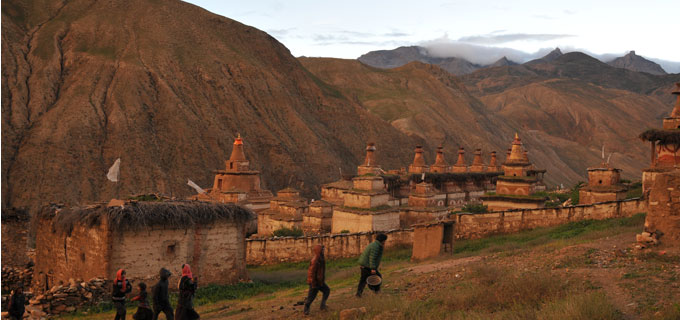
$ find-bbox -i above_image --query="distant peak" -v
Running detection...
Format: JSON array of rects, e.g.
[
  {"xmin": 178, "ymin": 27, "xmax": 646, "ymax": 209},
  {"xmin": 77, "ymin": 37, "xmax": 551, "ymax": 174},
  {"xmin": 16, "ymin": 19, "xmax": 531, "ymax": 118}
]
[
  {"xmin": 541, "ymin": 48, "xmax": 563, "ymax": 62},
  {"xmin": 628, "ymin": 50, "xmax": 636, "ymax": 56}
]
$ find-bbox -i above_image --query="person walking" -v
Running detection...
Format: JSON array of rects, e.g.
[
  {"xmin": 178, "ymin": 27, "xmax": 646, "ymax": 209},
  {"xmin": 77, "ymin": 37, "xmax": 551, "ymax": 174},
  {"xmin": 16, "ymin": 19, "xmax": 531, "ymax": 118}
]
[
  {"xmin": 152, "ymin": 268, "xmax": 174, "ymax": 320},
  {"xmin": 303, "ymin": 245, "xmax": 330, "ymax": 315},
  {"xmin": 132, "ymin": 282, "xmax": 153, "ymax": 320},
  {"xmin": 112, "ymin": 269, "xmax": 132, "ymax": 320},
  {"xmin": 175, "ymin": 264, "xmax": 199, "ymax": 320},
  {"xmin": 356, "ymin": 233, "xmax": 387, "ymax": 297},
  {"xmin": 7, "ymin": 285, "xmax": 25, "ymax": 320}
]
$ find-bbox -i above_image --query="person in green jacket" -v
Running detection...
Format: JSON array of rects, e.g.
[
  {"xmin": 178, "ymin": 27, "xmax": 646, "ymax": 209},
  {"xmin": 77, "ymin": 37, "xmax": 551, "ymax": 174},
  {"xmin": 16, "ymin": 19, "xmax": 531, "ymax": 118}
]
[{"xmin": 356, "ymin": 233, "xmax": 387, "ymax": 297}]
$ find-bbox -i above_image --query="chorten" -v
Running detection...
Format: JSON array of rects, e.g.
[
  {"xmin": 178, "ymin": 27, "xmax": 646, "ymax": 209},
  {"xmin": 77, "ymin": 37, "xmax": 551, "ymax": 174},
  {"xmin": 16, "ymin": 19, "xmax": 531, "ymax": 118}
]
[
  {"xmin": 469, "ymin": 149, "xmax": 486, "ymax": 172},
  {"xmin": 192, "ymin": 135, "xmax": 273, "ymax": 212},
  {"xmin": 579, "ymin": 161, "xmax": 627, "ymax": 205},
  {"xmin": 357, "ymin": 143, "xmax": 382, "ymax": 175},
  {"xmin": 486, "ymin": 151, "xmax": 501, "ymax": 172},
  {"xmin": 481, "ymin": 134, "xmax": 547, "ymax": 211},
  {"xmin": 451, "ymin": 147, "xmax": 468, "ymax": 173},
  {"xmin": 430, "ymin": 146, "xmax": 450, "ymax": 173},
  {"xmin": 408, "ymin": 146, "xmax": 430, "ymax": 173}
]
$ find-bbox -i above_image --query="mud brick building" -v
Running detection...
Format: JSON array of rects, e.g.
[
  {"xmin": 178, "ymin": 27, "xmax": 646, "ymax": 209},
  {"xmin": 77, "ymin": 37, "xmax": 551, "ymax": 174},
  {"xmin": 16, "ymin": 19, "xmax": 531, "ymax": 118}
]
[{"xmin": 33, "ymin": 200, "xmax": 253, "ymax": 292}]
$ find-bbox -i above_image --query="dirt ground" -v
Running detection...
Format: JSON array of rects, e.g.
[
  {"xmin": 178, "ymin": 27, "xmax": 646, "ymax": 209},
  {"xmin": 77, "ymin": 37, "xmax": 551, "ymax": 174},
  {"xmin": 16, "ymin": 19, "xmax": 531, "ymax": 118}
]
[{"xmin": 189, "ymin": 231, "xmax": 679, "ymax": 320}]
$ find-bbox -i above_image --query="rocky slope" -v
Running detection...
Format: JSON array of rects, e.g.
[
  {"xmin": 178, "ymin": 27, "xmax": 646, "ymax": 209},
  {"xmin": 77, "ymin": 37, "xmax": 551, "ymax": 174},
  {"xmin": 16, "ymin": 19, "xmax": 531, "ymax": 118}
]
[
  {"xmin": 608, "ymin": 51, "xmax": 667, "ymax": 75},
  {"xmin": 1, "ymin": 0, "xmax": 423, "ymax": 212}
]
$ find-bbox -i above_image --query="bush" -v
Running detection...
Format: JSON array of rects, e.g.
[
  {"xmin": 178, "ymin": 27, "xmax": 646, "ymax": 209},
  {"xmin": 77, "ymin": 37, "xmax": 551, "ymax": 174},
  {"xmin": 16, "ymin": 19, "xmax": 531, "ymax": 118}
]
[
  {"xmin": 272, "ymin": 227, "xmax": 303, "ymax": 237},
  {"xmin": 458, "ymin": 204, "xmax": 488, "ymax": 214},
  {"xmin": 569, "ymin": 181, "xmax": 585, "ymax": 204},
  {"xmin": 340, "ymin": 230, "xmax": 350, "ymax": 233}
]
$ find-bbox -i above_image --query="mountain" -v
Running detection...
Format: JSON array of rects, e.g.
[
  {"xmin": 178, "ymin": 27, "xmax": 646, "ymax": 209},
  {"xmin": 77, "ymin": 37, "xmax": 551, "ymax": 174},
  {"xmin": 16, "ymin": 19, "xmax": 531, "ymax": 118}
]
[
  {"xmin": 608, "ymin": 51, "xmax": 667, "ymax": 75},
  {"xmin": 358, "ymin": 46, "xmax": 483, "ymax": 76},
  {"xmin": 489, "ymin": 56, "xmax": 517, "ymax": 68},
  {"xmin": 1, "ymin": 0, "xmax": 423, "ymax": 212},
  {"xmin": 300, "ymin": 57, "xmax": 676, "ymax": 186}
]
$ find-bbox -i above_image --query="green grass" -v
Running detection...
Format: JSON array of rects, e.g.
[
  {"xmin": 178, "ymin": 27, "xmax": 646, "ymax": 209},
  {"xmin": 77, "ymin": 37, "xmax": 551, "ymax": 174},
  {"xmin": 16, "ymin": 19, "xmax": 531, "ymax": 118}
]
[
  {"xmin": 248, "ymin": 246, "xmax": 412, "ymax": 273},
  {"xmin": 453, "ymin": 213, "xmax": 645, "ymax": 255},
  {"xmin": 272, "ymin": 227, "xmax": 304, "ymax": 237}
]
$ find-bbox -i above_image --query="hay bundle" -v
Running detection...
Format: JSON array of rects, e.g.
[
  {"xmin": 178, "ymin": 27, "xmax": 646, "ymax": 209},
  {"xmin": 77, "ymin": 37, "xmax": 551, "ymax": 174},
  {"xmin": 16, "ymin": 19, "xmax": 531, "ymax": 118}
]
[{"xmin": 639, "ymin": 129, "xmax": 680, "ymax": 145}]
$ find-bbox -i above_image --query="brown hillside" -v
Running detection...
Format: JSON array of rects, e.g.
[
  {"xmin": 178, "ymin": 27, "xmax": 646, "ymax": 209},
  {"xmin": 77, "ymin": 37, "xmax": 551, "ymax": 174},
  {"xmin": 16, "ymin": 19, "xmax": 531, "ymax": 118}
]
[
  {"xmin": 1, "ymin": 0, "xmax": 422, "ymax": 212},
  {"xmin": 300, "ymin": 57, "xmax": 675, "ymax": 185}
]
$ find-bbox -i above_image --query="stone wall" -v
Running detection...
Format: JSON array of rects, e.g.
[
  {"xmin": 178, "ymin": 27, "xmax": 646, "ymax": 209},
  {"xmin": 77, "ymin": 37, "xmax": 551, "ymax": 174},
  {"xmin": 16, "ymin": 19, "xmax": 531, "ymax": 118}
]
[
  {"xmin": 411, "ymin": 224, "xmax": 444, "ymax": 261},
  {"xmin": 246, "ymin": 229, "xmax": 413, "ymax": 265},
  {"xmin": 245, "ymin": 198, "xmax": 646, "ymax": 264},
  {"xmin": 645, "ymin": 170, "xmax": 680, "ymax": 245},
  {"xmin": 455, "ymin": 198, "xmax": 646, "ymax": 239},
  {"xmin": 1, "ymin": 208, "xmax": 30, "ymax": 268}
]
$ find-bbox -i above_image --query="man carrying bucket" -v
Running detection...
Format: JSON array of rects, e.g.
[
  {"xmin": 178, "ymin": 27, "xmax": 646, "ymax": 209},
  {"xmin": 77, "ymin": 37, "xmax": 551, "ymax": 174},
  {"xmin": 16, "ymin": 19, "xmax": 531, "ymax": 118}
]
[{"xmin": 356, "ymin": 233, "xmax": 387, "ymax": 297}]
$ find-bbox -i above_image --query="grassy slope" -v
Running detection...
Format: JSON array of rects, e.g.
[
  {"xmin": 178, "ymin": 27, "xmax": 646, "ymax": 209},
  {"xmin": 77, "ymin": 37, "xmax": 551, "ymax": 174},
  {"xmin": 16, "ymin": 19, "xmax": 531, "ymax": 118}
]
[{"xmin": 63, "ymin": 214, "xmax": 680, "ymax": 319}]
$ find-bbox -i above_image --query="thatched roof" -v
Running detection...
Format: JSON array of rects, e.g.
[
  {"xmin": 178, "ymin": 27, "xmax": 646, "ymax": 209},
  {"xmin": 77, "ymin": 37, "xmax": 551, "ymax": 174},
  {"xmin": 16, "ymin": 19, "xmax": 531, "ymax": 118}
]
[
  {"xmin": 1, "ymin": 207, "xmax": 29, "ymax": 222},
  {"xmin": 39, "ymin": 200, "xmax": 254, "ymax": 234},
  {"xmin": 639, "ymin": 129, "xmax": 680, "ymax": 145}
]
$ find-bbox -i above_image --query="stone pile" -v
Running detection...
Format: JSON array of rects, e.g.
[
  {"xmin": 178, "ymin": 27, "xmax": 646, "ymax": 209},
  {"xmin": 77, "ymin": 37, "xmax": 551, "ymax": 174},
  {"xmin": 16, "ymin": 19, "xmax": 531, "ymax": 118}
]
[
  {"xmin": 25, "ymin": 278, "xmax": 110, "ymax": 319},
  {"xmin": 635, "ymin": 231, "xmax": 661, "ymax": 249},
  {"xmin": 1, "ymin": 265, "xmax": 33, "ymax": 293}
]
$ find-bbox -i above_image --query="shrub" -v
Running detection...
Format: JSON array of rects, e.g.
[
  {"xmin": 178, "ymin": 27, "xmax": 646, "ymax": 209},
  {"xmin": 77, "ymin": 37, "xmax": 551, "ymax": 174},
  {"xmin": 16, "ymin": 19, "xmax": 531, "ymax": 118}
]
[
  {"xmin": 340, "ymin": 230, "xmax": 350, "ymax": 234},
  {"xmin": 457, "ymin": 204, "xmax": 488, "ymax": 214},
  {"xmin": 272, "ymin": 227, "xmax": 303, "ymax": 237}
]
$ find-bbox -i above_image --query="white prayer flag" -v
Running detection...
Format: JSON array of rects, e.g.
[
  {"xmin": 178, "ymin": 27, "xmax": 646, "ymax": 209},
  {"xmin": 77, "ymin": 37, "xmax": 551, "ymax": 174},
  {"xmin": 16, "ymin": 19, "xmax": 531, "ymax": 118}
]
[
  {"xmin": 107, "ymin": 158, "xmax": 121, "ymax": 182},
  {"xmin": 187, "ymin": 179, "xmax": 206, "ymax": 194}
]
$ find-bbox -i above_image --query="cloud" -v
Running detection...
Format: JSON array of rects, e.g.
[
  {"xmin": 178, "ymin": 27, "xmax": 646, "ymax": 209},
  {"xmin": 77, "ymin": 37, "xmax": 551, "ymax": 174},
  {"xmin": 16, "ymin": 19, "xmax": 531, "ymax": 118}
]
[
  {"xmin": 457, "ymin": 33, "xmax": 574, "ymax": 45},
  {"xmin": 420, "ymin": 35, "xmax": 556, "ymax": 65},
  {"xmin": 418, "ymin": 37, "xmax": 680, "ymax": 73},
  {"xmin": 309, "ymin": 29, "xmax": 410, "ymax": 46},
  {"xmin": 266, "ymin": 28, "xmax": 296, "ymax": 38}
]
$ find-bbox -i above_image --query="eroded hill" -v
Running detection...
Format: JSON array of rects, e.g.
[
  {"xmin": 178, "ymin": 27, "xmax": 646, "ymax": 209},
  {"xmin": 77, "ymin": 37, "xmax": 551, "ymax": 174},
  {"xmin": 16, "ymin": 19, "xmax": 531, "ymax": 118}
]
[{"xmin": 1, "ymin": 0, "xmax": 422, "ymax": 211}]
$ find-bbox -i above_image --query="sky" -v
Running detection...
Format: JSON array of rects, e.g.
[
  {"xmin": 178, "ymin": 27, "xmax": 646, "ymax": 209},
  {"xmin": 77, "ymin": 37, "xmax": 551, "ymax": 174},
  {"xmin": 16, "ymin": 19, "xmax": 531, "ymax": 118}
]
[{"xmin": 186, "ymin": 0, "xmax": 679, "ymax": 72}]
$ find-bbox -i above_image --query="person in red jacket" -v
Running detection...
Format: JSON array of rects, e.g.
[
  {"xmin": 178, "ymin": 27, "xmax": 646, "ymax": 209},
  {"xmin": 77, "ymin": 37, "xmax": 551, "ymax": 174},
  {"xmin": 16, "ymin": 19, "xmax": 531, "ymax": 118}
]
[{"xmin": 303, "ymin": 245, "xmax": 330, "ymax": 315}]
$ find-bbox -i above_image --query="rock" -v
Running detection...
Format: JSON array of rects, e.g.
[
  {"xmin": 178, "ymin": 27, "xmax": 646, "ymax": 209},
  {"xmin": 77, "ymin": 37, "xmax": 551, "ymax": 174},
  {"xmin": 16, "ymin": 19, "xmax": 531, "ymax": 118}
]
[
  {"xmin": 65, "ymin": 307, "xmax": 76, "ymax": 312},
  {"xmin": 54, "ymin": 304, "xmax": 67, "ymax": 312},
  {"xmin": 339, "ymin": 307, "xmax": 367, "ymax": 320}
]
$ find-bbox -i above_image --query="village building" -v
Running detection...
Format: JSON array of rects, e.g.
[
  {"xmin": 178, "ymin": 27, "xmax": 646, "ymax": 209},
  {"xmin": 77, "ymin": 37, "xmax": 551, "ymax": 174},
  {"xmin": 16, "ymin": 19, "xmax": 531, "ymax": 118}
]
[
  {"xmin": 191, "ymin": 135, "xmax": 273, "ymax": 213},
  {"xmin": 579, "ymin": 163, "xmax": 628, "ymax": 204},
  {"xmin": 320, "ymin": 178, "xmax": 353, "ymax": 206},
  {"xmin": 257, "ymin": 188, "xmax": 307, "ymax": 236},
  {"xmin": 331, "ymin": 144, "xmax": 400, "ymax": 233},
  {"xmin": 481, "ymin": 134, "xmax": 547, "ymax": 211},
  {"xmin": 640, "ymin": 83, "xmax": 680, "ymax": 194},
  {"xmin": 256, "ymin": 188, "xmax": 334, "ymax": 236},
  {"xmin": 33, "ymin": 200, "xmax": 253, "ymax": 292},
  {"xmin": 303, "ymin": 200, "xmax": 334, "ymax": 234}
]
